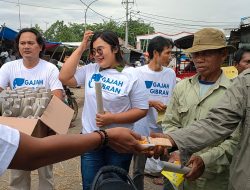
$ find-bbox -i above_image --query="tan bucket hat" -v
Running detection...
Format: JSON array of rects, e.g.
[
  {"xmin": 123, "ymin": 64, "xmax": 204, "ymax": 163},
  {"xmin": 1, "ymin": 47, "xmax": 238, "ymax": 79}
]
[{"xmin": 184, "ymin": 28, "xmax": 236, "ymax": 53}]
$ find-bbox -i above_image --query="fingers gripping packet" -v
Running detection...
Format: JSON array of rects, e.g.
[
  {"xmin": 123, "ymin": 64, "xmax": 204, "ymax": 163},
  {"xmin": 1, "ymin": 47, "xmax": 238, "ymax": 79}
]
[{"xmin": 138, "ymin": 136, "xmax": 172, "ymax": 148}]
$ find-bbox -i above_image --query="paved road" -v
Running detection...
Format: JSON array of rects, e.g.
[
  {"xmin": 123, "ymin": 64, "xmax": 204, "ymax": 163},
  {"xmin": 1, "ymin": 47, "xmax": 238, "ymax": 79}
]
[{"xmin": 0, "ymin": 87, "xmax": 163, "ymax": 190}]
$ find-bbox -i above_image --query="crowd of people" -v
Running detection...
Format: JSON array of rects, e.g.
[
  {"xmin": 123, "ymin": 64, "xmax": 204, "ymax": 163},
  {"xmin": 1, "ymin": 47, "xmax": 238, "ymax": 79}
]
[{"xmin": 0, "ymin": 26, "xmax": 250, "ymax": 190}]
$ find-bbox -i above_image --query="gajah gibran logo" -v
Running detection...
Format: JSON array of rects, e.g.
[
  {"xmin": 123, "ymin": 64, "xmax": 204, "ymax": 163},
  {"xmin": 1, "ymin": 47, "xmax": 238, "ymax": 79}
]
[
  {"xmin": 13, "ymin": 78, "xmax": 43, "ymax": 89},
  {"xmin": 145, "ymin": 81, "xmax": 153, "ymax": 89},
  {"xmin": 144, "ymin": 80, "xmax": 170, "ymax": 96},
  {"xmin": 88, "ymin": 73, "xmax": 124, "ymax": 94},
  {"xmin": 88, "ymin": 73, "xmax": 103, "ymax": 88}
]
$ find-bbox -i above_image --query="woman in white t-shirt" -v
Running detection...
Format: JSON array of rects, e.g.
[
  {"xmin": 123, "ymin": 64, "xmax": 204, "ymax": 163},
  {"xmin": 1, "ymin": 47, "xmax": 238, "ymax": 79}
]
[{"xmin": 59, "ymin": 30, "xmax": 148, "ymax": 190}]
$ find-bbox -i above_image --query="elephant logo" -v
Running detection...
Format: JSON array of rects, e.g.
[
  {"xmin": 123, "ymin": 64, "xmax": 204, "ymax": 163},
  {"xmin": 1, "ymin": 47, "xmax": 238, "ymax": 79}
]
[
  {"xmin": 145, "ymin": 81, "xmax": 153, "ymax": 89},
  {"xmin": 13, "ymin": 78, "xmax": 25, "ymax": 89},
  {"xmin": 88, "ymin": 73, "xmax": 103, "ymax": 88}
]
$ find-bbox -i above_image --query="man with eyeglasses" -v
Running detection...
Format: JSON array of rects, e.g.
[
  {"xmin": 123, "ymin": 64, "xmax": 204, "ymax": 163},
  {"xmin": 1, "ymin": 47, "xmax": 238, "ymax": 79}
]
[{"xmin": 160, "ymin": 28, "xmax": 240, "ymax": 190}]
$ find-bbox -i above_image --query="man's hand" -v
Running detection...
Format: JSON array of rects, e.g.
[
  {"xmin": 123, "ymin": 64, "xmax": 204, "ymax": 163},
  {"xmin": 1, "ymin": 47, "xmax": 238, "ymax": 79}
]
[
  {"xmin": 168, "ymin": 151, "xmax": 180, "ymax": 163},
  {"xmin": 184, "ymin": 155, "xmax": 205, "ymax": 181},
  {"xmin": 149, "ymin": 101, "xmax": 167, "ymax": 112},
  {"xmin": 144, "ymin": 132, "xmax": 176, "ymax": 160},
  {"xmin": 96, "ymin": 112, "xmax": 114, "ymax": 127},
  {"xmin": 106, "ymin": 127, "xmax": 143, "ymax": 154}
]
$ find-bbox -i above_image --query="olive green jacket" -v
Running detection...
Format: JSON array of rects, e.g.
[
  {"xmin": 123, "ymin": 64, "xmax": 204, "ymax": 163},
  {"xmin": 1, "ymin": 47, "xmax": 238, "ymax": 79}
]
[
  {"xmin": 162, "ymin": 72, "xmax": 240, "ymax": 190},
  {"xmin": 168, "ymin": 69, "xmax": 250, "ymax": 190}
]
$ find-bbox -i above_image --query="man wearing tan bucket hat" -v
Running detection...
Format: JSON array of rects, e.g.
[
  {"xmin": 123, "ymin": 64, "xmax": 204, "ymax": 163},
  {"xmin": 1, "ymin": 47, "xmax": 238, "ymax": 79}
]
[{"xmin": 160, "ymin": 28, "xmax": 240, "ymax": 190}]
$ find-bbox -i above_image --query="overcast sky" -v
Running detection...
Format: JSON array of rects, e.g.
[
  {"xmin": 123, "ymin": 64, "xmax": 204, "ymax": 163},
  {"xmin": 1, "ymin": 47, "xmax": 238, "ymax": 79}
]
[{"xmin": 0, "ymin": 0, "xmax": 249, "ymax": 35}]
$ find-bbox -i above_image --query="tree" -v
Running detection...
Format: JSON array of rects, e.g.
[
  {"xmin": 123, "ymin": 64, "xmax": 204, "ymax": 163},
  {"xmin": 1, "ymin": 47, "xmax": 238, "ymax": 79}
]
[
  {"xmin": 121, "ymin": 19, "xmax": 154, "ymax": 47},
  {"xmin": 33, "ymin": 24, "xmax": 44, "ymax": 35},
  {"xmin": 39, "ymin": 19, "xmax": 154, "ymax": 48}
]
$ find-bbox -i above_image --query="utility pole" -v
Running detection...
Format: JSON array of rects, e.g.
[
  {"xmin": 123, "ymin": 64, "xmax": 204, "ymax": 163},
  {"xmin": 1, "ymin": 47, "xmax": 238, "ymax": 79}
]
[
  {"xmin": 44, "ymin": 21, "xmax": 49, "ymax": 31},
  {"xmin": 122, "ymin": 0, "xmax": 134, "ymax": 48},
  {"xmin": 80, "ymin": 0, "xmax": 98, "ymax": 31},
  {"xmin": 17, "ymin": 0, "xmax": 22, "ymax": 30}
]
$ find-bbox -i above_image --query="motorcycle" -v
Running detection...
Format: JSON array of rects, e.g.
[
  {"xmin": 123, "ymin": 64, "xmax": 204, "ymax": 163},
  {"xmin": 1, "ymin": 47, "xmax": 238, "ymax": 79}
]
[{"xmin": 63, "ymin": 85, "xmax": 78, "ymax": 122}]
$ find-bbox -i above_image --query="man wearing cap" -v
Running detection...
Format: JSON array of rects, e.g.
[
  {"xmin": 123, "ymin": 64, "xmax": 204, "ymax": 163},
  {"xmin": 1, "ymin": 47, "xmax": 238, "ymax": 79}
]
[{"xmin": 161, "ymin": 28, "xmax": 239, "ymax": 190}]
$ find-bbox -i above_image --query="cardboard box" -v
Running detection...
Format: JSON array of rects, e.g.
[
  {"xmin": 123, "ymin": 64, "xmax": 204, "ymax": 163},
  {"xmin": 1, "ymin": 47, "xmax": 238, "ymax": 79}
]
[{"xmin": 0, "ymin": 96, "xmax": 74, "ymax": 137}]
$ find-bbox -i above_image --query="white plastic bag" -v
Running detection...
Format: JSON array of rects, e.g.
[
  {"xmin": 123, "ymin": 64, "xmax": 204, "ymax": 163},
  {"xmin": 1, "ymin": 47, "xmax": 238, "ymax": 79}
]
[{"xmin": 144, "ymin": 157, "xmax": 164, "ymax": 176}]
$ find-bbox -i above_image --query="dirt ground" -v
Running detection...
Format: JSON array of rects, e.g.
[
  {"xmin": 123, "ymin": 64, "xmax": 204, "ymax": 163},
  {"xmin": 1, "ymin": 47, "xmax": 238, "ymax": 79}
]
[{"xmin": 0, "ymin": 87, "xmax": 162, "ymax": 190}]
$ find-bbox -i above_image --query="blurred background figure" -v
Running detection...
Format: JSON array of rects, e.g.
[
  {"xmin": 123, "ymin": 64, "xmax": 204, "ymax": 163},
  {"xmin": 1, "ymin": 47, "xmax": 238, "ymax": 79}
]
[
  {"xmin": 234, "ymin": 47, "xmax": 250, "ymax": 74},
  {"xmin": 139, "ymin": 54, "xmax": 146, "ymax": 66}
]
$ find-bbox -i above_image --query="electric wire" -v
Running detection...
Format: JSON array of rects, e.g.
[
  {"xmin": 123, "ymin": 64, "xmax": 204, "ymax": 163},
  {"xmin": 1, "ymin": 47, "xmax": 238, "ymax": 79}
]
[
  {"xmin": 131, "ymin": 11, "xmax": 237, "ymax": 28},
  {"xmin": 131, "ymin": 10, "xmax": 238, "ymax": 24}
]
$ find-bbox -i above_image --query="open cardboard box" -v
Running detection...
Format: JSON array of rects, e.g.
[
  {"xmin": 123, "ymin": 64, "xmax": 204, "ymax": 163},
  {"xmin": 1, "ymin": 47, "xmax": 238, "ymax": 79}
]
[{"xmin": 0, "ymin": 96, "xmax": 74, "ymax": 137}]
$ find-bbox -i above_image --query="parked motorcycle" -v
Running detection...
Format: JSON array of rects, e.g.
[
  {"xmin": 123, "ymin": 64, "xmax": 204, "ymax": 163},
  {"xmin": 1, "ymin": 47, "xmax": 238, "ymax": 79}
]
[{"xmin": 64, "ymin": 85, "xmax": 78, "ymax": 122}]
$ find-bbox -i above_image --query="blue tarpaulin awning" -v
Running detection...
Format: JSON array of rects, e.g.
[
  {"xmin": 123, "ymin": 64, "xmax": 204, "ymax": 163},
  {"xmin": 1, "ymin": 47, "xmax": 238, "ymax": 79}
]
[
  {"xmin": 0, "ymin": 26, "xmax": 61, "ymax": 49},
  {"xmin": 0, "ymin": 26, "xmax": 17, "ymax": 41}
]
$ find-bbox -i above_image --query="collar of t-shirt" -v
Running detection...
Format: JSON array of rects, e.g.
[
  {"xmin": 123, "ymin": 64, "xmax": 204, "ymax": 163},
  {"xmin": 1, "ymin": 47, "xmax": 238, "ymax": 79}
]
[
  {"xmin": 99, "ymin": 65, "xmax": 124, "ymax": 72},
  {"xmin": 199, "ymin": 79, "xmax": 215, "ymax": 97}
]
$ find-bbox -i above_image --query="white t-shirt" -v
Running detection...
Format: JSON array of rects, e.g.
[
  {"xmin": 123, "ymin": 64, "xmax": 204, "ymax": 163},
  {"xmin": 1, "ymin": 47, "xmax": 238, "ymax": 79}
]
[
  {"xmin": 132, "ymin": 65, "xmax": 176, "ymax": 136},
  {"xmin": 0, "ymin": 124, "xmax": 20, "ymax": 176},
  {"xmin": 74, "ymin": 63, "xmax": 149, "ymax": 133},
  {"xmin": 0, "ymin": 59, "xmax": 63, "ymax": 91}
]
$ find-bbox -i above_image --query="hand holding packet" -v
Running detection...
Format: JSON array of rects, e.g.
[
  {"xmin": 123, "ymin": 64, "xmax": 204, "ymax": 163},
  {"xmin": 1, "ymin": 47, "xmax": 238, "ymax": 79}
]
[{"xmin": 138, "ymin": 136, "xmax": 172, "ymax": 149}]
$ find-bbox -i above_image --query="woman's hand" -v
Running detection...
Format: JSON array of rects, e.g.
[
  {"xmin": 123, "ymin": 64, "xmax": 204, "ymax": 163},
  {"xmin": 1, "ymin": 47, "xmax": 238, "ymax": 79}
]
[
  {"xmin": 81, "ymin": 30, "xmax": 93, "ymax": 50},
  {"xmin": 96, "ymin": 112, "xmax": 114, "ymax": 127}
]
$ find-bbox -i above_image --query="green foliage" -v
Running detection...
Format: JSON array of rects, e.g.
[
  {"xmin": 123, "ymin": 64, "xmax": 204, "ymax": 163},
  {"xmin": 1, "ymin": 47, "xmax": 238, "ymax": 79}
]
[
  {"xmin": 34, "ymin": 19, "xmax": 154, "ymax": 47},
  {"xmin": 33, "ymin": 24, "xmax": 43, "ymax": 35}
]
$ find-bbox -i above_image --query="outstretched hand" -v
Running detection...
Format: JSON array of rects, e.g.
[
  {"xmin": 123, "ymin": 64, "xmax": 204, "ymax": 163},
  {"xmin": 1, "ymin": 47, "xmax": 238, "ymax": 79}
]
[
  {"xmin": 106, "ymin": 127, "xmax": 144, "ymax": 154},
  {"xmin": 144, "ymin": 132, "xmax": 173, "ymax": 160}
]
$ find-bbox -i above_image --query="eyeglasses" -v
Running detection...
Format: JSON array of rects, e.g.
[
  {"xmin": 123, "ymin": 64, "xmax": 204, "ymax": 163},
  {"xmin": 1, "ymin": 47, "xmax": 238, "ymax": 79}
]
[
  {"xmin": 91, "ymin": 46, "xmax": 105, "ymax": 56},
  {"xmin": 190, "ymin": 49, "xmax": 221, "ymax": 59}
]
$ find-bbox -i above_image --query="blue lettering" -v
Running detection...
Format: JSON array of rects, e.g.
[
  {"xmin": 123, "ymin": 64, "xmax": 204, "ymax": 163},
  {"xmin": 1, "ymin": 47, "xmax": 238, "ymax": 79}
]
[
  {"xmin": 150, "ymin": 89, "xmax": 169, "ymax": 95},
  {"xmin": 102, "ymin": 83, "xmax": 121, "ymax": 94},
  {"xmin": 152, "ymin": 82, "xmax": 169, "ymax": 89}
]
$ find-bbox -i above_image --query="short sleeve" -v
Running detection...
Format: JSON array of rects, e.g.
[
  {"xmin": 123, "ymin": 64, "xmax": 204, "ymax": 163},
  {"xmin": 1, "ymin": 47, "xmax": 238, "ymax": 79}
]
[
  {"xmin": 0, "ymin": 63, "xmax": 10, "ymax": 89},
  {"xmin": 48, "ymin": 65, "xmax": 63, "ymax": 91},
  {"xmin": 74, "ymin": 66, "xmax": 87, "ymax": 86},
  {"xmin": 0, "ymin": 124, "xmax": 20, "ymax": 176}
]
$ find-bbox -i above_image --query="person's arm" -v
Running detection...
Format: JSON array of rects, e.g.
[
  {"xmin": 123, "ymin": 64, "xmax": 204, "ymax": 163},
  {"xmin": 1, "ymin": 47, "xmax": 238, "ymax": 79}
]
[
  {"xmin": 96, "ymin": 72, "xmax": 148, "ymax": 127},
  {"xmin": 8, "ymin": 127, "xmax": 143, "ymax": 171},
  {"xmin": 48, "ymin": 64, "xmax": 64, "ymax": 100},
  {"xmin": 96, "ymin": 108, "xmax": 147, "ymax": 127},
  {"xmin": 51, "ymin": 89, "xmax": 63, "ymax": 100},
  {"xmin": 167, "ymin": 74, "xmax": 246, "ymax": 161},
  {"xmin": 148, "ymin": 73, "xmax": 246, "ymax": 163},
  {"xmin": 183, "ymin": 128, "xmax": 240, "ymax": 180},
  {"xmin": 198, "ymin": 127, "xmax": 240, "ymax": 171},
  {"xmin": 59, "ymin": 30, "xmax": 93, "ymax": 87}
]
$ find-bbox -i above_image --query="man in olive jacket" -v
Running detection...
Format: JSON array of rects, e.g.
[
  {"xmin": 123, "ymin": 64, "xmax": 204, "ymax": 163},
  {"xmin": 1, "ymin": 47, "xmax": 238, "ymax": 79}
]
[{"xmin": 161, "ymin": 28, "xmax": 240, "ymax": 190}]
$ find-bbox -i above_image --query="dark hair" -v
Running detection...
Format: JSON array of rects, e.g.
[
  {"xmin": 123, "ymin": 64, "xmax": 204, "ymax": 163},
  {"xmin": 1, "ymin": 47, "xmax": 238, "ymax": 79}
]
[
  {"xmin": 234, "ymin": 47, "xmax": 250, "ymax": 64},
  {"xmin": 148, "ymin": 36, "xmax": 174, "ymax": 59},
  {"xmin": 90, "ymin": 30, "xmax": 125, "ymax": 66},
  {"xmin": 15, "ymin": 28, "xmax": 45, "ymax": 58}
]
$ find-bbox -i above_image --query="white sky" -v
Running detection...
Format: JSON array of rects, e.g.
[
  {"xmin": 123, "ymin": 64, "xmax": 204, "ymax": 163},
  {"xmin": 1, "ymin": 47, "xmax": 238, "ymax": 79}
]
[{"xmin": 0, "ymin": 0, "xmax": 249, "ymax": 35}]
